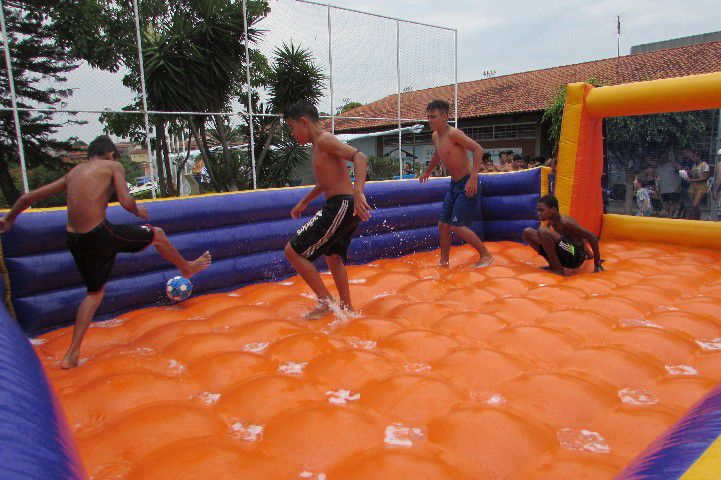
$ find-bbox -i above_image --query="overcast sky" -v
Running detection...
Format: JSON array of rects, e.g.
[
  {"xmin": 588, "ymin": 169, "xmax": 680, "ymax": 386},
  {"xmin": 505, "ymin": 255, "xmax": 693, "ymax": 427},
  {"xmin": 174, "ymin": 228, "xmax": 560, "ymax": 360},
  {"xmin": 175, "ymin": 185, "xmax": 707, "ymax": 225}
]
[{"xmin": 49, "ymin": 0, "xmax": 719, "ymax": 141}]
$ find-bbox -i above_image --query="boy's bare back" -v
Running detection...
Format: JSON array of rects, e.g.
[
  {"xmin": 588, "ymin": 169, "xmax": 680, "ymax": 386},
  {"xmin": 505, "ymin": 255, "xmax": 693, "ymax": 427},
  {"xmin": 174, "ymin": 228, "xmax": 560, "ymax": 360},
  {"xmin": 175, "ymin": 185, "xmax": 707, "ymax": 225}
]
[
  {"xmin": 549, "ymin": 214, "xmax": 586, "ymax": 246},
  {"xmin": 311, "ymin": 132, "xmax": 355, "ymax": 198},
  {"xmin": 66, "ymin": 160, "xmax": 121, "ymax": 234}
]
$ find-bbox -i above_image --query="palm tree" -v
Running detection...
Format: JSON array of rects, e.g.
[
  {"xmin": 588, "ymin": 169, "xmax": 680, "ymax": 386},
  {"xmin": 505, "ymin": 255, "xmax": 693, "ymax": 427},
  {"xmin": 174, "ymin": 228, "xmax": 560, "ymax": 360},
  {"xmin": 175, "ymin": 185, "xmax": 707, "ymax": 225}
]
[
  {"xmin": 131, "ymin": 0, "xmax": 270, "ymax": 193},
  {"xmin": 255, "ymin": 43, "xmax": 326, "ymax": 174}
]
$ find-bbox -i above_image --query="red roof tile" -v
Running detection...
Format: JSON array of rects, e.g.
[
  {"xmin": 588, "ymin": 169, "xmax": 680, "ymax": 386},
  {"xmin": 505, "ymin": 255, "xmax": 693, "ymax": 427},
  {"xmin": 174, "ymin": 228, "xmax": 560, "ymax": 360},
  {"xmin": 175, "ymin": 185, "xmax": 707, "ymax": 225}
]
[{"xmin": 332, "ymin": 40, "xmax": 721, "ymax": 132}]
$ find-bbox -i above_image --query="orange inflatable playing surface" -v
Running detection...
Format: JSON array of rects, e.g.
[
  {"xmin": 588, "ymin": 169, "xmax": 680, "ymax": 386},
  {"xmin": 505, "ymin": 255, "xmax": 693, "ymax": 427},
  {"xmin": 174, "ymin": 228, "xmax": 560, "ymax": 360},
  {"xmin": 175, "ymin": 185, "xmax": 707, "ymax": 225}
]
[{"xmin": 33, "ymin": 240, "xmax": 721, "ymax": 479}]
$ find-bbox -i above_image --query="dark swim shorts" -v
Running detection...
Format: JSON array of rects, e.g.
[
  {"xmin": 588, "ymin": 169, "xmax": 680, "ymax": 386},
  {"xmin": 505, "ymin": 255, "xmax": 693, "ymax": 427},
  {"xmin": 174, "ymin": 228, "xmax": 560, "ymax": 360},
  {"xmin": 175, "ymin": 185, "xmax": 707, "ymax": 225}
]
[{"xmin": 66, "ymin": 220, "xmax": 155, "ymax": 292}]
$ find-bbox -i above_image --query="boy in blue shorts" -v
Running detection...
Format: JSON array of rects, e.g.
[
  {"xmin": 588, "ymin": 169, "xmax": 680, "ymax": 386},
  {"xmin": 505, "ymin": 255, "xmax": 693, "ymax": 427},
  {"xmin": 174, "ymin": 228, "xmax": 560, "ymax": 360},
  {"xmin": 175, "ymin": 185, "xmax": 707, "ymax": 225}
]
[{"xmin": 418, "ymin": 100, "xmax": 493, "ymax": 268}]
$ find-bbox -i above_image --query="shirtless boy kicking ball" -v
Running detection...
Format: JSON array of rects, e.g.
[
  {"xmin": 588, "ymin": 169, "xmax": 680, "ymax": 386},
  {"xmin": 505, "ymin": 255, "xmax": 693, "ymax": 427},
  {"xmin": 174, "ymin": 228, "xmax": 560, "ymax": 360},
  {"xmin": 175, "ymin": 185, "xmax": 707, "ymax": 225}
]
[
  {"xmin": 419, "ymin": 99, "xmax": 493, "ymax": 268},
  {"xmin": 283, "ymin": 101, "xmax": 372, "ymax": 319},
  {"xmin": 0, "ymin": 135, "xmax": 211, "ymax": 368},
  {"xmin": 522, "ymin": 195, "xmax": 604, "ymax": 275}
]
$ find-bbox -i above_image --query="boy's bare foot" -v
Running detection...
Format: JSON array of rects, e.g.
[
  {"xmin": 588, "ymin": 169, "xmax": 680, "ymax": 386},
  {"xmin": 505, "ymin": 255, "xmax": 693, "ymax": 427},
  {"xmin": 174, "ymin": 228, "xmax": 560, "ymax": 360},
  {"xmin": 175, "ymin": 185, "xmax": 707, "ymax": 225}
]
[
  {"xmin": 538, "ymin": 265, "xmax": 565, "ymax": 275},
  {"xmin": 304, "ymin": 300, "xmax": 333, "ymax": 320},
  {"xmin": 59, "ymin": 353, "xmax": 79, "ymax": 370},
  {"xmin": 181, "ymin": 251, "xmax": 212, "ymax": 278},
  {"xmin": 474, "ymin": 255, "xmax": 494, "ymax": 268}
]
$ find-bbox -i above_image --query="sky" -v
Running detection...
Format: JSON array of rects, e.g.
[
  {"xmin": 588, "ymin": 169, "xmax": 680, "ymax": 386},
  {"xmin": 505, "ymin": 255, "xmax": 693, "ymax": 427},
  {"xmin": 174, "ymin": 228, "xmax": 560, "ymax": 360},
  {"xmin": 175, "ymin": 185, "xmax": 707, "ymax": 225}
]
[{"xmin": 42, "ymin": 0, "xmax": 720, "ymax": 142}]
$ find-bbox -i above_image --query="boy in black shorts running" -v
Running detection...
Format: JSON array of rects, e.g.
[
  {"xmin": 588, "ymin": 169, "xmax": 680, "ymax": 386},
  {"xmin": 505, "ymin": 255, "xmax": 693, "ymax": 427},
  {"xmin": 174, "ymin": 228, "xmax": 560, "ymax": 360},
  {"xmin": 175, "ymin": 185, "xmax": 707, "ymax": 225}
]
[
  {"xmin": 522, "ymin": 195, "xmax": 604, "ymax": 275},
  {"xmin": 283, "ymin": 101, "xmax": 371, "ymax": 319},
  {"xmin": 0, "ymin": 136, "xmax": 211, "ymax": 368}
]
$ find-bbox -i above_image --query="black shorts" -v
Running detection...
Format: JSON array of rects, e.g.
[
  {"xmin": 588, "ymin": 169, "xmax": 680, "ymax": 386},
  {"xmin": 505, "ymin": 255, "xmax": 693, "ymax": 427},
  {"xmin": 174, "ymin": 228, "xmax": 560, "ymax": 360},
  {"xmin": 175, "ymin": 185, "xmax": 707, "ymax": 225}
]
[
  {"xmin": 539, "ymin": 236, "xmax": 586, "ymax": 269},
  {"xmin": 661, "ymin": 192, "xmax": 680, "ymax": 203},
  {"xmin": 290, "ymin": 195, "xmax": 360, "ymax": 262},
  {"xmin": 66, "ymin": 220, "xmax": 155, "ymax": 292}
]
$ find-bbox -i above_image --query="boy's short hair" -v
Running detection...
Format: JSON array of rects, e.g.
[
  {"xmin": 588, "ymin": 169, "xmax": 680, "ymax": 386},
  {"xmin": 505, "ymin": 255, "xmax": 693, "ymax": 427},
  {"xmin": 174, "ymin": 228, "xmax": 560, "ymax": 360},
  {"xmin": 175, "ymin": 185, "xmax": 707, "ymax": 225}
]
[
  {"xmin": 87, "ymin": 135, "xmax": 120, "ymax": 160},
  {"xmin": 283, "ymin": 101, "xmax": 320, "ymax": 122},
  {"xmin": 482, "ymin": 152, "xmax": 491, "ymax": 160},
  {"xmin": 513, "ymin": 154, "xmax": 524, "ymax": 162},
  {"xmin": 426, "ymin": 99, "xmax": 450, "ymax": 115},
  {"xmin": 539, "ymin": 194, "xmax": 559, "ymax": 210}
]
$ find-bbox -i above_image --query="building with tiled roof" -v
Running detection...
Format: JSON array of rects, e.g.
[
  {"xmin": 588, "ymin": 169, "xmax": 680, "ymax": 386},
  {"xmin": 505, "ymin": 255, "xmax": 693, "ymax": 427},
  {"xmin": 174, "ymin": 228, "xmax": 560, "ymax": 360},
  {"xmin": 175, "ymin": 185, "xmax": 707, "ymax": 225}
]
[{"xmin": 337, "ymin": 40, "xmax": 721, "ymax": 164}]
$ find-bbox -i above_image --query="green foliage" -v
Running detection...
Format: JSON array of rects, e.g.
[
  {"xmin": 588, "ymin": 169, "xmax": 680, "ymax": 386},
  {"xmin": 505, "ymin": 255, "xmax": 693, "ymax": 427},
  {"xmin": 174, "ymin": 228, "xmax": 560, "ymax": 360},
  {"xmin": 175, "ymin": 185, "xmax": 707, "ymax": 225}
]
[
  {"xmin": 119, "ymin": 155, "xmax": 145, "ymax": 182},
  {"xmin": 541, "ymin": 78, "xmax": 604, "ymax": 155},
  {"xmin": 367, "ymin": 155, "xmax": 399, "ymax": 181},
  {"xmin": 338, "ymin": 101, "xmax": 363, "ymax": 114},
  {"xmin": 267, "ymin": 42, "xmax": 326, "ymax": 113},
  {"xmin": 26, "ymin": 162, "xmax": 71, "ymax": 208},
  {"xmin": 605, "ymin": 112, "xmax": 708, "ymax": 155},
  {"xmin": 259, "ymin": 126, "xmax": 310, "ymax": 188},
  {"xmin": 250, "ymin": 43, "xmax": 325, "ymax": 187},
  {"xmin": 0, "ymin": 1, "xmax": 82, "ymax": 203}
]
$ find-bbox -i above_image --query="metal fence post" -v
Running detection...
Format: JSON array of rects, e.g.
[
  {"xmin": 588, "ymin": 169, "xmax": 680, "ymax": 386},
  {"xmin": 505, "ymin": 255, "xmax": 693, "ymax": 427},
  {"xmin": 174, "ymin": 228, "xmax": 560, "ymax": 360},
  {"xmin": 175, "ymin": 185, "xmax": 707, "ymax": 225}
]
[
  {"xmin": 454, "ymin": 29, "xmax": 459, "ymax": 128},
  {"xmin": 327, "ymin": 4, "xmax": 335, "ymax": 134},
  {"xmin": 132, "ymin": 0, "xmax": 157, "ymax": 198},
  {"xmin": 396, "ymin": 19, "xmax": 402, "ymax": 179},
  {"xmin": 0, "ymin": 0, "xmax": 29, "ymax": 193},
  {"xmin": 242, "ymin": 0, "xmax": 258, "ymax": 190}
]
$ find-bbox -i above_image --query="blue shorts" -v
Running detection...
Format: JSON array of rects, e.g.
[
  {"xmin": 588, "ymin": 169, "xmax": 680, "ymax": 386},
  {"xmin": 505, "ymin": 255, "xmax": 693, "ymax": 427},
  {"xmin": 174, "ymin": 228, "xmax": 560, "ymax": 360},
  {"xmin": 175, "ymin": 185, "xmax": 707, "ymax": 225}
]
[{"xmin": 439, "ymin": 174, "xmax": 479, "ymax": 227}]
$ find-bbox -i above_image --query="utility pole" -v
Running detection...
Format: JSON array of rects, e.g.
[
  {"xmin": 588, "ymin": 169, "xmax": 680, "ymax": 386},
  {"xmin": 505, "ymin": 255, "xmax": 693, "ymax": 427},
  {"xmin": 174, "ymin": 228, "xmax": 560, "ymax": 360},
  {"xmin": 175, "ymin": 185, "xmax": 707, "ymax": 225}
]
[{"xmin": 616, "ymin": 15, "xmax": 621, "ymax": 57}]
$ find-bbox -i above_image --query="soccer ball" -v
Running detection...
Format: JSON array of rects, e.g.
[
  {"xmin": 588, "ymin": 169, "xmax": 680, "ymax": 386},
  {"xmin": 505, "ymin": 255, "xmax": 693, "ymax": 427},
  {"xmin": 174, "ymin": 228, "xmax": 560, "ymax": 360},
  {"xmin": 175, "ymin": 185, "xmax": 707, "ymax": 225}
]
[
  {"xmin": 678, "ymin": 169, "xmax": 689, "ymax": 181},
  {"xmin": 166, "ymin": 276, "xmax": 193, "ymax": 302}
]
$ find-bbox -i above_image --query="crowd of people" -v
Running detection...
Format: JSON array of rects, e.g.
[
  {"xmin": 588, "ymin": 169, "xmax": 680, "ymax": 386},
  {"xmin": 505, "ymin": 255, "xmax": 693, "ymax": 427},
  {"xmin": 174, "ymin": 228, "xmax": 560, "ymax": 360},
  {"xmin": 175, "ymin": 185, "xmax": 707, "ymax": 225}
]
[
  {"xmin": 629, "ymin": 147, "xmax": 721, "ymax": 220},
  {"xmin": 479, "ymin": 150, "xmax": 550, "ymax": 173}
]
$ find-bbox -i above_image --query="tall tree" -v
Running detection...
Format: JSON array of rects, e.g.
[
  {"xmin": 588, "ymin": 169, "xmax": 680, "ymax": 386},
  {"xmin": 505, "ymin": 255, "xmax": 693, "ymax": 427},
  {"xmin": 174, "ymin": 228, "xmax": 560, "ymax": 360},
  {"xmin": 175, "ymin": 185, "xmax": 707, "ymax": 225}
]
[
  {"xmin": 42, "ymin": 0, "xmax": 271, "ymax": 194},
  {"xmin": 0, "ymin": 0, "xmax": 80, "ymax": 204},
  {"xmin": 255, "ymin": 42, "xmax": 325, "ymax": 173}
]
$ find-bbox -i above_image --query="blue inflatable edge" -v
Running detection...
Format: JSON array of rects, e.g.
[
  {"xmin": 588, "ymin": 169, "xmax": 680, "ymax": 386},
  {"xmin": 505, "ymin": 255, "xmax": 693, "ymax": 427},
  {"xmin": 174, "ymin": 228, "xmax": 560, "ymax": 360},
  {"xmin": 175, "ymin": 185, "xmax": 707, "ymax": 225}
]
[
  {"xmin": 0, "ymin": 303, "xmax": 86, "ymax": 479},
  {"xmin": 614, "ymin": 382, "xmax": 721, "ymax": 480}
]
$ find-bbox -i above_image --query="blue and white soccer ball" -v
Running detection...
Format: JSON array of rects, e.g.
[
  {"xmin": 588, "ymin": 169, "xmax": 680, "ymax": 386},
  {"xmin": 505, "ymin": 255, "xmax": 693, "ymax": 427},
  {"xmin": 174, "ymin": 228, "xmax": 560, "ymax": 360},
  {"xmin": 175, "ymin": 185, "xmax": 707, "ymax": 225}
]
[{"xmin": 166, "ymin": 276, "xmax": 193, "ymax": 302}]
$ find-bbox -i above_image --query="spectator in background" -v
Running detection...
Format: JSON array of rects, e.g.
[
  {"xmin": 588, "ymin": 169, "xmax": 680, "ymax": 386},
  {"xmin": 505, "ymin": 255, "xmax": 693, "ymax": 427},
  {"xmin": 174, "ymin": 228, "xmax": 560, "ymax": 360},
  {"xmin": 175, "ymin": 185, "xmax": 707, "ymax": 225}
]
[
  {"xmin": 711, "ymin": 149, "xmax": 721, "ymax": 220},
  {"xmin": 512, "ymin": 154, "xmax": 527, "ymax": 171},
  {"xmin": 531, "ymin": 156, "xmax": 546, "ymax": 168},
  {"xmin": 640, "ymin": 157, "xmax": 657, "ymax": 184},
  {"xmin": 684, "ymin": 148, "xmax": 710, "ymax": 220},
  {"xmin": 546, "ymin": 157, "xmax": 558, "ymax": 194},
  {"xmin": 403, "ymin": 162, "xmax": 413, "ymax": 176},
  {"xmin": 656, "ymin": 151, "xmax": 682, "ymax": 218},
  {"xmin": 498, "ymin": 151, "xmax": 508, "ymax": 167},
  {"xmin": 480, "ymin": 152, "xmax": 494, "ymax": 172},
  {"xmin": 498, "ymin": 151, "xmax": 514, "ymax": 172},
  {"xmin": 635, "ymin": 180, "xmax": 653, "ymax": 217}
]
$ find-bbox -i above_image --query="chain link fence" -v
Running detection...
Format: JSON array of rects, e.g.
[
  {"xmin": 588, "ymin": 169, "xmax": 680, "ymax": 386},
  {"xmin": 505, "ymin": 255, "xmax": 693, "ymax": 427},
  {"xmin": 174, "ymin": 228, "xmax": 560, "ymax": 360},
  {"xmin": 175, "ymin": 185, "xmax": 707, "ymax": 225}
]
[
  {"xmin": 0, "ymin": 0, "xmax": 456, "ymax": 206},
  {"xmin": 603, "ymin": 109, "xmax": 721, "ymax": 220}
]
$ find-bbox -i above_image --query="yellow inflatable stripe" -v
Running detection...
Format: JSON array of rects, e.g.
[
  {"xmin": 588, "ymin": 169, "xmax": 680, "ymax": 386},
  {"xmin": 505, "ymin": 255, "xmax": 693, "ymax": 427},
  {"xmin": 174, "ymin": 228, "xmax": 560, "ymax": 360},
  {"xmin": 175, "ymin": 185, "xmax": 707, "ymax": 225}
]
[
  {"xmin": 680, "ymin": 434, "xmax": 721, "ymax": 480},
  {"xmin": 600, "ymin": 214, "xmax": 721, "ymax": 250},
  {"xmin": 587, "ymin": 71, "xmax": 721, "ymax": 119},
  {"xmin": 540, "ymin": 166, "xmax": 550, "ymax": 197},
  {"xmin": 555, "ymin": 83, "xmax": 586, "ymax": 215}
]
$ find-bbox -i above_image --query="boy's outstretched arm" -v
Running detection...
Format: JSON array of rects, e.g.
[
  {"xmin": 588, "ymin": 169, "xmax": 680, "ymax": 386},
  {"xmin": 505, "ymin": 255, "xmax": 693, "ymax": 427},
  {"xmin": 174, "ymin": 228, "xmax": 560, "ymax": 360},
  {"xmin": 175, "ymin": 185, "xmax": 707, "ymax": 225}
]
[
  {"xmin": 113, "ymin": 163, "xmax": 148, "ymax": 219},
  {"xmin": 319, "ymin": 135, "xmax": 372, "ymax": 220},
  {"xmin": 419, "ymin": 152, "xmax": 440, "ymax": 183},
  {"xmin": 0, "ymin": 175, "xmax": 68, "ymax": 233}
]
